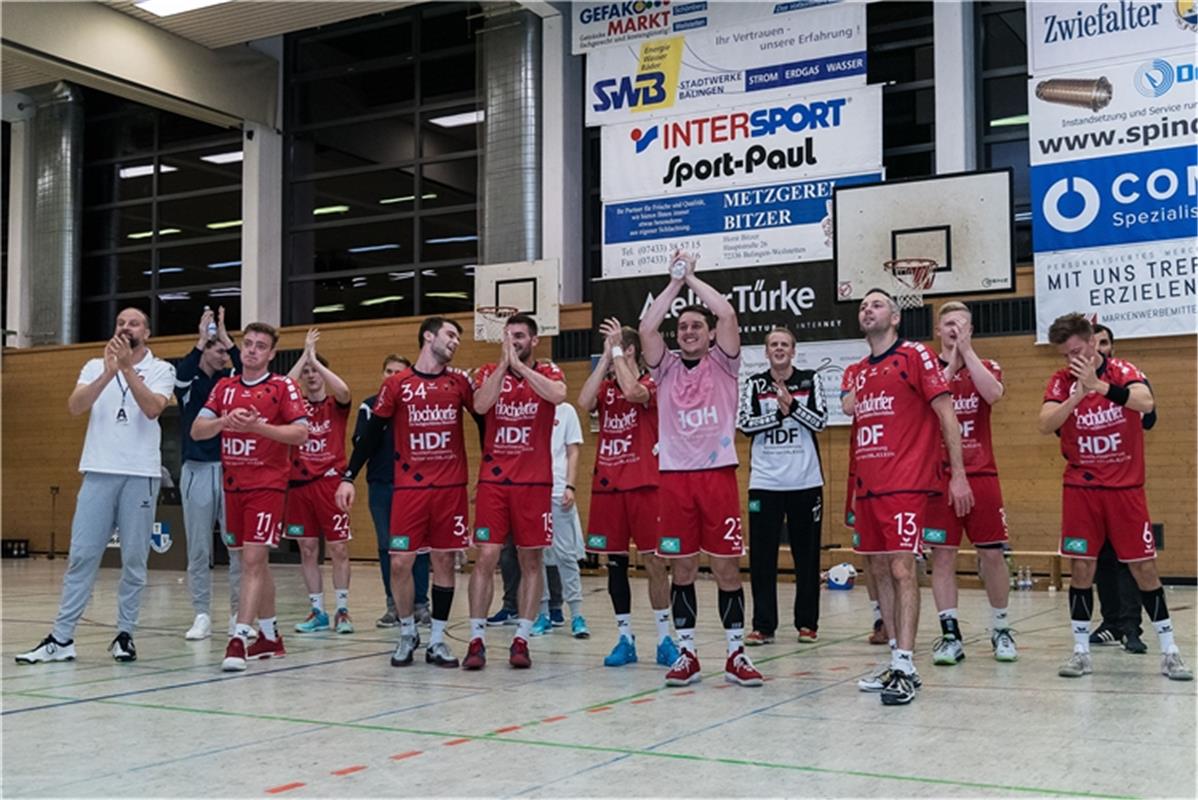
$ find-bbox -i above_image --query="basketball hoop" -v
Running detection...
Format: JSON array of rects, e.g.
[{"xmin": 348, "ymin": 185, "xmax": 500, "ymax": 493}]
[
  {"xmin": 474, "ymin": 305, "xmax": 520, "ymax": 343},
  {"xmin": 883, "ymin": 258, "xmax": 938, "ymax": 310}
]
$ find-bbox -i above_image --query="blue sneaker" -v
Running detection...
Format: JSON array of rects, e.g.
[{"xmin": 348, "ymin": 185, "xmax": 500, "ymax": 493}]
[
  {"xmin": 550, "ymin": 608, "xmax": 566, "ymax": 627},
  {"xmin": 295, "ymin": 609, "xmax": 329, "ymax": 633},
  {"xmin": 604, "ymin": 636, "xmax": 638, "ymax": 666},
  {"xmin": 530, "ymin": 613, "xmax": 553, "ymax": 636},
  {"xmin": 571, "ymin": 616, "xmax": 591, "ymax": 639},
  {"xmin": 656, "ymin": 636, "xmax": 680, "ymax": 667},
  {"xmin": 486, "ymin": 608, "xmax": 517, "ymax": 626}
]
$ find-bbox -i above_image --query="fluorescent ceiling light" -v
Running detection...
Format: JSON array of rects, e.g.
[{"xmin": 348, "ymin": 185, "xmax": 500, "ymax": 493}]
[
  {"xmin": 127, "ymin": 228, "xmax": 181, "ymax": 240},
  {"xmin": 313, "ymin": 304, "xmax": 346, "ymax": 314},
  {"xmin": 428, "ymin": 110, "xmax": 484, "ymax": 128},
  {"xmin": 206, "ymin": 219, "xmax": 242, "ymax": 230},
  {"xmin": 200, "ymin": 150, "xmax": 243, "ymax": 165},
  {"xmin": 208, "ymin": 287, "xmax": 241, "ymax": 296},
  {"xmin": 378, "ymin": 192, "xmax": 438, "ymax": 205},
  {"xmin": 207, "ymin": 260, "xmax": 241, "ymax": 269},
  {"xmin": 360, "ymin": 295, "xmax": 406, "ymax": 307},
  {"xmin": 990, "ymin": 114, "xmax": 1029, "ymax": 128},
  {"xmin": 425, "ymin": 235, "xmax": 478, "ymax": 245},
  {"xmin": 119, "ymin": 164, "xmax": 177, "ymax": 180},
  {"xmin": 347, "ymin": 243, "xmax": 401, "ymax": 253},
  {"xmin": 425, "ymin": 291, "xmax": 469, "ymax": 300},
  {"xmin": 159, "ymin": 292, "xmax": 191, "ymax": 301},
  {"xmin": 135, "ymin": 0, "xmax": 231, "ymax": 17},
  {"xmin": 313, "ymin": 205, "xmax": 350, "ymax": 216},
  {"xmin": 421, "ymin": 269, "xmax": 437, "ymax": 276},
  {"xmin": 388, "ymin": 271, "xmax": 415, "ymax": 281},
  {"xmin": 143, "ymin": 267, "xmax": 184, "ymax": 275}
]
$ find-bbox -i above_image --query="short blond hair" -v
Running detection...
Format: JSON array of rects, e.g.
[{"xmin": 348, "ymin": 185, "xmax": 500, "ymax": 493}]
[
  {"xmin": 937, "ymin": 301, "xmax": 971, "ymax": 321},
  {"xmin": 763, "ymin": 327, "xmax": 795, "ymax": 346}
]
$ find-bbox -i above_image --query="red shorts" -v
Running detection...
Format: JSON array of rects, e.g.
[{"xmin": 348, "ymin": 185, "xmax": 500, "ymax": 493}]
[
  {"xmin": 586, "ymin": 487, "xmax": 660, "ymax": 554},
  {"xmin": 923, "ymin": 474, "xmax": 1007, "ymax": 548},
  {"xmin": 657, "ymin": 467, "xmax": 743, "ymax": 558},
  {"xmin": 1061, "ymin": 486, "xmax": 1155, "ymax": 562},
  {"xmin": 284, "ymin": 479, "xmax": 351, "ymax": 543},
  {"xmin": 390, "ymin": 486, "xmax": 469, "ymax": 553},
  {"xmin": 474, "ymin": 483, "xmax": 553, "ymax": 549},
  {"xmin": 844, "ymin": 471, "xmax": 856, "ymax": 529},
  {"xmin": 853, "ymin": 493, "xmax": 929, "ymax": 555},
  {"xmin": 223, "ymin": 489, "xmax": 285, "ymax": 549}
]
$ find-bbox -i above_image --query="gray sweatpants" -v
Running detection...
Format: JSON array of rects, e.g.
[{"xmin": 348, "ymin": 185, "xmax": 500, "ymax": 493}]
[
  {"xmin": 52, "ymin": 472, "xmax": 161, "ymax": 642},
  {"xmin": 181, "ymin": 460, "xmax": 241, "ymax": 617},
  {"xmin": 541, "ymin": 497, "xmax": 583, "ymax": 609}
]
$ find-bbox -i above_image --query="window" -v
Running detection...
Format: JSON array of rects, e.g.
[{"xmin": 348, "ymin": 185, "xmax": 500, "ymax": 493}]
[
  {"xmin": 80, "ymin": 87, "xmax": 242, "ymax": 338},
  {"xmin": 867, "ymin": 2, "xmax": 936, "ymax": 179},
  {"xmin": 976, "ymin": 1, "xmax": 1031, "ymax": 261},
  {"xmin": 284, "ymin": 2, "xmax": 481, "ymax": 324},
  {"xmin": 2, "ymin": 121, "xmax": 9, "ymax": 340}
]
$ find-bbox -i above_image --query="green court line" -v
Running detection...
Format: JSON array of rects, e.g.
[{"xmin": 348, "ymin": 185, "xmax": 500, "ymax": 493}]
[{"xmin": 1, "ymin": 689, "xmax": 1134, "ymax": 799}]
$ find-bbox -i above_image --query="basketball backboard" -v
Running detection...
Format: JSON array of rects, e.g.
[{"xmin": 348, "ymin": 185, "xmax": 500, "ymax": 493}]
[
  {"xmin": 833, "ymin": 169, "xmax": 1015, "ymax": 303},
  {"xmin": 472, "ymin": 259, "xmax": 560, "ymax": 342}
]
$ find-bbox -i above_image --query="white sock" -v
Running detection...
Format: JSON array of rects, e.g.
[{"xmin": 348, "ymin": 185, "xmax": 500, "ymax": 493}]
[
  {"xmin": 938, "ymin": 608, "xmax": 958, "ymax": 621},
  {"xmin": 400, "ymin": 616, "xmax": 416, "ymax": 637},
  {"xmin": 653, "ymin": 608, "xmax": 672, "ymax": 641},
  {"xmin": 470, "ymin": 618, "xmax": 486, "ymax": 642},
  {"xmin": 888, "ymin": 638, "xmax": 897, "ymax": 650},
  {"xmin": 726, "ymin": 627, "xmax": 744, "ymax": 655},
  {"xmin": 334, "ymin": 589, "xmax": 349, "ymax": 611},
  {"xmin": 516, "ymin": 618, "xmax": 533, "ymax": 640},
  {"xmin": 430, "ymin": 619, "xmax": 447, "ymax": 646},
  {"xmin": 992, "ymin": 606, "xmax": 1009, "ymax": 631},
  {"xmin": 1152, "ymin": 619, "xmax": 1178, "ymax": 654},
  {"xmin": 259, "ymin": 617, "xmax": 277, "ymax": 641},
  {"xmin": 309, "ymin": 593, "xmax": 325, "ymax": 613},
  {"xmin": 1072, "ymin": 621, "xmax": 1091, "ymax": 653},
  {"xmin": 892, "ymin": 648, "xmax": 914, "ymax": 674},
  {"xmin": 615, "ymin": 613, "xmax": 633, "ymax": 641},
  {"xmin": 234, "ymin": 623, "xmax": 253, "ymax": 643},
  {"xmin": 678, "ymin": 628, "xmax": 696, "ymax": 654},
  {"xmin": 871, "ymin": 601, "xmax": 882, "ymax": 624}
]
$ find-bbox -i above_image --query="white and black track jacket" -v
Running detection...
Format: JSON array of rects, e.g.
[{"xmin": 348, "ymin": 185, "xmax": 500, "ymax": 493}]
[{"xmin": 737, "ymin": 367, "xmax": 828, "ymax": 491}]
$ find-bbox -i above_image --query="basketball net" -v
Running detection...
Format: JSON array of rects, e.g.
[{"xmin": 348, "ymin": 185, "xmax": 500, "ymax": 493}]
[
  {"xmin": 474, "ymin": 305, "xmax": 519, "ymax": 343},
  {"xmin": 883, "ymin": 258, "xmax": 938, "ymax": 310}
]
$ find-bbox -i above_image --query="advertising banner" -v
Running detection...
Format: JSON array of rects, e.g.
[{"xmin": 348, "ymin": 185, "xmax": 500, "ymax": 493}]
[
  {"xmin": 583, "ymin": 2, "xmax": 866, "ymax": 125},
  {"xmin": 1028, "ymin": 54, "xmax": 1198, "ymax": 166},
  {"xmin": 571, "ymin": 0, "xmax": 850, "ymax": 55},
  {"xmin": 1026, "ymin": 1, "xmax": 1198, "ymax": 76},
  {"xmin": 602, "ymin": 171, "xmax": 882, "ymax": 277},
  {"xmin": 600, "ymin": 85, "xmax": 882, "ymax": 200}
]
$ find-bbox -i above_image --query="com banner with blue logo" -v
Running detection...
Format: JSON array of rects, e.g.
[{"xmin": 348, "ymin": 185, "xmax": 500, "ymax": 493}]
[{"xmin": 602, "ymin": 171, "xmax": 881, "ymax": 276}]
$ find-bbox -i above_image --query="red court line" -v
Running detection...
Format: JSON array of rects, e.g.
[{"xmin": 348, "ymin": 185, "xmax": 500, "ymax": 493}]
[
  {"xmin": 331, "ymin": 765, "xmax": 367, "ymax": 776},
  {"xmin": 713, "ymin": 684, "xmax": 730, "ymax": 689},
  {"xmin": 672, "ymin": 690, "xmax": 696, "ymax": 696},
  {"xmin": 541, "ymin": 715, "xmax": 567, "ymax": 723},
  {"xmin": 492, "ymin": 725, "xmax": 522, "ymax": 733},
  {"xmin": 793, "ymin": 671, "xmax": 814, "ymax": 677},
  {"xmin": 265, "ymin": 782, "xmax": 305, "ymax": 795},
  {"xmin": 587, "ymin": 706, "xmax": 612, "ymax": 713},
  {"xmin": 390, "ymin": 751, "xmax": 422, "ymax": 761},
  {"xmin": 444, "ymin": 738, "xmax": 471, "ymax": 746},
  {"xmin": 630, "ymin": 698, "xmax": 655, "ymax": 704},
  {"xmin": 829, "ymin": 666, "xmax": 850, "ymax": 672}
]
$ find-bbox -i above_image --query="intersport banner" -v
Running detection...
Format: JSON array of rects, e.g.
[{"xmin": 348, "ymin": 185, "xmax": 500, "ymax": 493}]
[
  {"xmin": 1028, "ymin": 53, "xmax": 1198, "ymax": 166},
  {"xmin": 583, "ymin": 2, "xmax": 866, "ymax": 126},
  {"xmin": 571, "ymin": 0, "xmax": 849, "ymax": 55},
  {"xmin": 600, "ymin": 85, "xmax": 882, "ymax": 201},
  {"xmin": 1026, "ymin": 1, "xmax": 1198, "ymax": 75}
]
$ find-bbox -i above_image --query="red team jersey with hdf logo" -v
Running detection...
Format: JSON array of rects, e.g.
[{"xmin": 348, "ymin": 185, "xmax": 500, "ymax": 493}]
[
  {"xmin": 473, "ymin": 361, "xmax": 564, "ymax": 485},
  {"xmin": 592, "ymin": 375, "xmax": 659, "ymax": 492},
  {"xmin": 204, "ymin": 374, "xmax": 308, "ymax": 491},
  {"xmin": 1043, "ymin": 355, "xmax": 1147, "ymax": 489},
  {"xmin": 851, "ymin": 340, "xmax": 950, "ymax": 498},
  {"xmin": 290, "ymin": 397, "xmax": 350, "ymax": 482},
  {"xmin": 940, "ymin": 358, "xmax": 1002, "ymax": 476},
  {"xmin": 373, "ymin": 367, "xmax": 474, "ymax": 489}
]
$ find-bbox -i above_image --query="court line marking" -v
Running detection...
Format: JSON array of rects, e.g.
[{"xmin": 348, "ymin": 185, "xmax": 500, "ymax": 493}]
[
  {"xmin": 331, "ymin": 765, "xmax": 367, "ymax": 776},
  {"xmin": 265, "ymin": 782, "xmax": 306, "ymax": 794}
]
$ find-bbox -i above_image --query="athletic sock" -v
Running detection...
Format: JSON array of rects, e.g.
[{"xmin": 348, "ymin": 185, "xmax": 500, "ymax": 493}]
[
  {"xmin": 430, "ymin": 620, "xmax": 447, "ymax": 646},
  {"xmin": 568, "ymin": 599, "xmax": 583, "ymax": 619},
  {"xmin": 1152, "ymin": 619, "xmax": 1177, "ymax": 654},
  {"xmin": 234, "ymin": 623, "xmax": 254, "ymax": 643},
  {"xmin": 334, "ymin": 589, "xmax": 349, "ymax": 611},
  {"xmin": 607, "ymin": 555, "xmax": 632, "ymax": 615},
  {"xmin": 677, "ymin": 628, "xmax": 696, "ymax": 655},
  {"xmin": 615, "ymin": 613, "xmax": 633, "ymax": 642},
  {"xmin": 871, "ymin": 601, "xmax": 883, "ymax": 624},
  {"xmin": 671, "ymin": 583, "xmax": 697, "ymax": 637},
  {"xmin": 309, "ymin": 593, "xmax": 325, "ymax": 613},
  {"xmin": 1139, "ymin": 587, "xmax": 1177, "ymax": 653},
  {"xmin": 516, "ymin": 618, "xmax": 533, "ymax": 640},
  {"xmin": 259, "ymin": 617, "xmax": 277, "ymax": 641},
  {"xmin": 718, "ymin": 588, "xmax": 746, "ymax": 655},
  {"xmin": 892, "ymin": 648, "xmax": 915, "ymax": 675},
  {"xmin": 938, "ymin": 608, "xmax": 961, "ymax": 638},
  {"xmin": 991, "ymin": 606, "xmax": 1010, "ymax": 631},
  {"xmin": 888, "ymin": 638, "xmax": 897, "ymax": 650},
  {"xmin": 400, "ymin": 616, "xmax": 416, "ymax": 638},
  {"xmin": 1069, "ymin": 585, "xmax": 1093, "ymax": 653},
  {"xmin": 470, "ymin": 618, "xmax": 486, "ymax": 642},
  {"xmin": 430, "ymin": 585, "xmax": 454, "ymax": 645},
  {"xmin": 653, "ymin": 608, "xmax": 672, "ymax": 641}
]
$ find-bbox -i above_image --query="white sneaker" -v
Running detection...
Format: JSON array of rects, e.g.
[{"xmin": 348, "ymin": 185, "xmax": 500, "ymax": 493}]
[
  {"xmin": 1161, "ymin": 651, "xmax": 1194, "ymax": 681},
  {"xmin": 186, "ymin": 613, "xmax": 212, "ymax": 641},
  {"xmin": 858, "ymin": 663, "xmax": 922, "ymax": 692},
  {"xmin": 15, "ymin": 635, "xmax": 77, "ymax": 664},
  {"xmin": 932, "ymin": 635, "xmax": 965, "ymax": 665}
]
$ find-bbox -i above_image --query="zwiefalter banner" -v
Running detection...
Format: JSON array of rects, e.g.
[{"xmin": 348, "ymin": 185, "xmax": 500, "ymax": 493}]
[
  {"xmin": 584, "ymin": 2, "xmax": 866, "ymax": 126},
  {"xmin": 1026, "ymin": 0, "xmax": 1197, "ymax": 75},
  {"xmin": 600, "ymin": 85, "xmax": 882, "ymax": 201}
]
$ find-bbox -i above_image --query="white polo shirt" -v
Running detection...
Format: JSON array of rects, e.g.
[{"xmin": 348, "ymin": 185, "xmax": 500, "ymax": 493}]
[
  {"xmin": 551, "ymin": 403, "xmax": 584, "ymax": 499},
  {"xmin": 77, "ymin": 349, "xmax": 176, "ymax": 478}
]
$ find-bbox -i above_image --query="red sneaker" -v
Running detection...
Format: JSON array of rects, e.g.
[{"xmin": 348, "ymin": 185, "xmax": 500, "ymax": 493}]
[
  {"xmin": 509, "ymin": 636, "xmax": 532, "ymax": 669},
  {"xmin": 725, "ymin": 647, "xmax": 764, "ymax": 686},
  {"xmin": 745, "ymin": 630, "xmax": 774, "ymax": 646},
  {"xmin": 665, "ymin": 648, "xmax": 701, "ymax": 686},
  {"xmin": 247, "ymin": 633, "xmax": 286, "ymax": 661},
  {"xmin": 222, "ymin": 637, "xmax": 247, "ymax": 672},
  {"xmin": 798, "ymin": 627, "xmax": 819, "ymax": 643},
  {"xmin": 461, "ymin": 637, "xmax": 487, "ymax": 671}
]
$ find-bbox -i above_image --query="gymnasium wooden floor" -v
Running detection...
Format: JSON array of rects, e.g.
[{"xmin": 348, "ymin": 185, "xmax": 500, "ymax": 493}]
[{"xmin": 2, "ymin": 559, "xmax": 1194, "ymax": 798}]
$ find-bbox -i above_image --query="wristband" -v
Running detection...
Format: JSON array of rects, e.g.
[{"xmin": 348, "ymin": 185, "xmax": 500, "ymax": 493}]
[
  {"xmin": 340, "ymin": 469, "xmax": 356, "ymax": 483},
  {"xmin": 565, "ymin": 484, "xmax": 576, "ymax": 492},
  {"xmin": 610, "ymin": 346, "xmax": 624, "ymax": 359},
  {"xmin": 1105, "ymin": 383, "xmax": 1130, "ymax": 406}
]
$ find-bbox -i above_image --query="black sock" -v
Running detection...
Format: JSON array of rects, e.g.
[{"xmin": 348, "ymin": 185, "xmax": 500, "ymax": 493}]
[
  {"xmin": 607, "ymin": 555, "xmax": 632, "ymax": 615},
  {"xmin": 672, "ymin": 583, "xmax": 697, "ymax": 630},
  {"xmin": 1140, "ymin": 587, "xmax": 1170, "ymax": 622},
  {"xmin": 940, "ymin": 616, "xmax": 961, "ymax": 638},
  {"xmin": 431, "ymin": 584, "xmax": 454, "ymax": 622},
  {"xmin": 1069, "ymin": 586, "xmax": 1093, "ymax": 622},
  {"xmin": 718, "ymin": 588, "xmax": 745, "ymax": 631}
]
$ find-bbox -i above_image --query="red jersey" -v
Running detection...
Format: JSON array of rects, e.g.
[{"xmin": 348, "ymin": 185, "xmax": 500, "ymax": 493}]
[
  {"xmin": 593, "ymin": 374, "xmax": 659, "ymax": 492},
  {"xmin": 374, "ymin": 366, "xmax": 474, "ymax": 490},
  {"xmin": 473, "ymin": 361, "xmax": 564, "ymax": 486},
  {"xmin": 290, "ymin": 397, "xmax": 350, "ymax": 482},
  {"xmin": 1044, "ymin": 355, "xmax": 1147, "ymax": 489},
  {"xmin": 940, "ymin": 357, "xmax": 1001, "ymax": 476},
  {"xmin": 851, "ymin": 340, "xmax": 950, "ymax": 498},
  {"xmin": 204, "ymin": 374, "xmax": 308, "ymax": 492}
]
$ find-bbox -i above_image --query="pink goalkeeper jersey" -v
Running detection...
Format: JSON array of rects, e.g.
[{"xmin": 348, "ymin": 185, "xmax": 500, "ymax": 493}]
[{"xmin": 652, "ymin": 346, "xmax": 740, "ymax": 472}]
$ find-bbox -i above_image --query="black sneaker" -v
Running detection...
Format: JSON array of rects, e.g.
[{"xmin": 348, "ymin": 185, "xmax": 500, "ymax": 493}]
[
  {"xmin": 1122, "ymin": 631, "xmax": 1147, "ymax": 654},
  {"xmin": 1089, "ymin": 624, "xmax": 1120, "ymax": 646},
  {"xmin": 109, "ymin": 632, "xmax": 137, "ymax": 662},
  {"xmin": 880, "ymin": 670, "xmax": 916, "ymax": 706}
]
